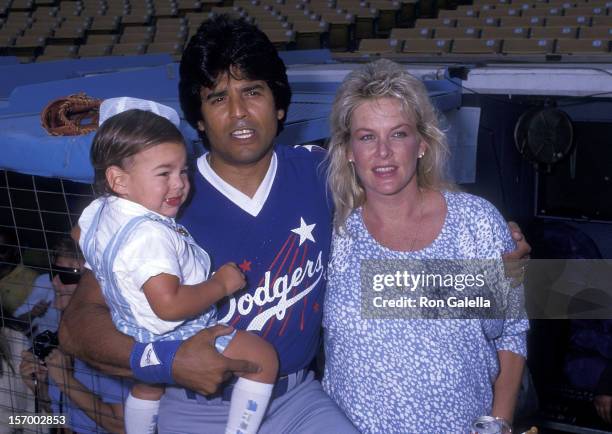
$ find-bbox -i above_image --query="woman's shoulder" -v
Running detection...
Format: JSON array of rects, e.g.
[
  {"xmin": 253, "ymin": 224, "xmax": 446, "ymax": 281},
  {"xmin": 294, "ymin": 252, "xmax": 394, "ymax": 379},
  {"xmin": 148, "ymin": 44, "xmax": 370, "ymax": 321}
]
[
  {"xmin": 445, "ymin": 191, "xmax": 507, "ymax": 226},
  {"xmin": 445, "ymin": 191, "xmax": 499, "ymax": 216},
  {"xmin": 444, "ymin": 191, "xmax": 512, "ymax": 247}
]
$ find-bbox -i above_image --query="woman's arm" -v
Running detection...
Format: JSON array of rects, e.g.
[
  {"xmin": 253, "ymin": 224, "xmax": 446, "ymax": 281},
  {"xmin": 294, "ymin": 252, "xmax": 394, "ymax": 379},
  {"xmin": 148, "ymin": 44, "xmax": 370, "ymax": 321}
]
[
  {"xmin": 46, "ymin": 349, "xmax": 125, "ymax": 434},
  {"xmin": 492, "ymin": 350, "xmax": 525, "ymax": 423},
  {"xmin": 143, "ymin": 263, "xmax": 245, "ymax": 321}
]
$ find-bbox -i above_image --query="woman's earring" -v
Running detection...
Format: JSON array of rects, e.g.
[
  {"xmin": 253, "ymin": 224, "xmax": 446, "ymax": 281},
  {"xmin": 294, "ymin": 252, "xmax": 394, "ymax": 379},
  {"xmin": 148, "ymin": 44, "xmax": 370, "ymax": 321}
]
[
  {"xmin": 348, "ymin": 159, "xmax": 356, "ymax": 178},
  {"xmin": 418, "ymin": 152, "xmax": 425, "ymax": 159}
]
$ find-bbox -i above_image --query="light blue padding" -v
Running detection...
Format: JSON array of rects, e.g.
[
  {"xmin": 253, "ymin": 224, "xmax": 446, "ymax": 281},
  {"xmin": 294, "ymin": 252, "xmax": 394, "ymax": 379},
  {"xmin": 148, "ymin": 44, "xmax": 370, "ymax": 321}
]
[{"xmin": 0, "ymin": 54, "xmax": 173, "ymax": 100}]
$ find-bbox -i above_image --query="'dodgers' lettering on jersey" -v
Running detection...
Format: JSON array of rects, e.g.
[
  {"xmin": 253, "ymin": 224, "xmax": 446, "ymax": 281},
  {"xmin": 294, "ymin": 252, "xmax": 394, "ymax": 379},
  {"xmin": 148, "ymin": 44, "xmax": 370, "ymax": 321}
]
[{"xmin": 219, "ymin": 251, "xmax": 324, "ymax": 331}]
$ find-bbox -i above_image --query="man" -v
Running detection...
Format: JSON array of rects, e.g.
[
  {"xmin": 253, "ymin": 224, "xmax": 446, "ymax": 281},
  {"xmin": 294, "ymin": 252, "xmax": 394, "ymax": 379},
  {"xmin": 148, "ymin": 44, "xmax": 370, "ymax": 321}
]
[{"xmin": 60, "ymin": 15, "xmax": 530, "ymax": 433}]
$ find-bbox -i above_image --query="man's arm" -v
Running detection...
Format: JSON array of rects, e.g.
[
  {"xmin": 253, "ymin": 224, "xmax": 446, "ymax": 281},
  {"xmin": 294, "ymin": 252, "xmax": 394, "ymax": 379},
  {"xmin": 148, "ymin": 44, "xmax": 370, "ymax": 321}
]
[
  {"xmin": 59, "ymin": 270, "xmax": 260, "ymax": 394},
  {"xmin": 59, "ymin": 270, "xmax": 133, "ymax": 376}
]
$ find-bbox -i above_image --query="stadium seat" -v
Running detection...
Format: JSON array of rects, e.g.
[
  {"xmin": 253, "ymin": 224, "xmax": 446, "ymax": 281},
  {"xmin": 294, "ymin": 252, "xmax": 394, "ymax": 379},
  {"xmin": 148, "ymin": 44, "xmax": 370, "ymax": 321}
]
[
  {"xmin": 482, "ymin": 26, "xmax": 529, "ymax": 39},
  {"xmin": 555, "ymin": 38, "xmax": 610, "ymax": 54},
  {"xmin": 592, "ymin": 16, "xmax": 612, "ymax": 27},
  {"xmin": 530, "ymin": 26, "xmax": 578, "ymax": 39},
  {"xmin": 291, "ymin": 20, "xmax": 328, "ymax": 50},
  {"xmin": 121, "ymin": 13, "xmax": 152, "ymax": 26},
  {"xmin": 147, "ymin": 40, "xmax": 184, "ymax": 55},
  {"xmin": 402, "ymin": 38, "xmax": 450, "ymax": 54},
  {"xmin": 500, "ymin": 16, "xmax": 545, "ymax": 27},
  {"xmin": 435, "ymin": 26, "xmax": 480, "ymax": 39},
  {"xmin": 390, "ymin": 27, "xmax": 433, "ymax": 39},
  {"xmin": 565, "ymin": 6, "xmax": 606, "ymax": 16},
  {"xmin": 176, "ymin": 0, "xmax": 204, "ymax": 13},
  {"xmin": 524, "ymin": 6, "xmax": 564, "ymax": 16},
  {"xmin": 14, "ymin": 34, "xmax": 45, "ymax": 47},
  {"xmin": 480, "ymin": 7, "xmax": 523, "ymax": 18},
  {"xmin": 546, "ymin": 16, "xmax": 591, "ymax": 26},
  {"xmin": 152, "ymin": 30, "xmax": 186, "ymax": 43},
  {"xmin": 368, "ymin": 0, "xmax": 400, "ymax": 33},
  {"xmin": 77, "ymin": 43, "xmax": 112, "ymax": 57},
  {"xmin": 353, "ymin": 6, "xmax": 377, "ymax": 40},
  {"xmin": 580, "ymin": 26, "xmax": 612, "ymax": 39},
  {"xmin": 261, "ymin": 28, "xmax": 295, "ymax": 49},
  {"xmin": 415, "ymin": 17, "xmax": 455, "ymax": 28},
  {"xmin": 452, "ymin": 38, "xmax": 502, "ymax": 53},
  {"xmin": 37, "ymin": 43, "xmax": 78, "ymax": 60},
  {"xmin": 111, "ymin": 42, "xmax": 147, "ymax": 55},
  {"xmin": 456, "ymin": 17, "xmax": 500, "ymax": 27},
  {"xmin": 439, "ymin": 8, "xmax": 478, "ymax": 18},
  {"xmin": 88, "ymin": 16, "xmax": 121, "ymax": 33},
  {"xmin": 357, "ymin": 37, "xmax": 400, "ymax": 54},
  {"xmin": 120, "ymin": 32, "xmax": 152, "ymax": 44},
  {"xmin": 87, "ymin": 33, "xmax": 119, "ymax": 45},
  {"xmin": 502, "ymin": 37, "xmax": 554, "ymax": 53}
]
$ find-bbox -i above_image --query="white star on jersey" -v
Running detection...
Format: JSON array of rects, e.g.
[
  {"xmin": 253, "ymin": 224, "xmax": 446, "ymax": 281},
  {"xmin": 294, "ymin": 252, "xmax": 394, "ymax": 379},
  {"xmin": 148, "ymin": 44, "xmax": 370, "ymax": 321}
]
[{"xmin": 291, "ymin": 217, "xmax": 316, "ymax": 246}]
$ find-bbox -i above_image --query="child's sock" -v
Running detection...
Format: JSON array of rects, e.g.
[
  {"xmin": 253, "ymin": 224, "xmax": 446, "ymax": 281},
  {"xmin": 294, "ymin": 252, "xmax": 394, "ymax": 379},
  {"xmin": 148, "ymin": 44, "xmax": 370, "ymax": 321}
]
[
  {"xmin": 124, "ymin": 392, "xmax": 160, "ymax": 434},
  {"xmin": 225, "ymin": 378, "xmax": 274, "ymax": 434}
]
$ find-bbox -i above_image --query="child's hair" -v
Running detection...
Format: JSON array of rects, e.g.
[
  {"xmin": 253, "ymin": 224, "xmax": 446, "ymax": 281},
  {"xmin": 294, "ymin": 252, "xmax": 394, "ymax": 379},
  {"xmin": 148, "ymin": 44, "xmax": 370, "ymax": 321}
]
[{"xmin": 91, "ymin": 109, "xmax": 186, "ymax": 195}]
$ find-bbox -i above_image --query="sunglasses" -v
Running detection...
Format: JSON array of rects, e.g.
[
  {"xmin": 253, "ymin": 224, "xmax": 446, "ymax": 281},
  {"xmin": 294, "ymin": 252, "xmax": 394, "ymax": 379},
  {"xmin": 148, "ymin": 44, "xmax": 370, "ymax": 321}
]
[{"xmin": 50, "ymin": 265, "xmax": 81, "ymax": 285}]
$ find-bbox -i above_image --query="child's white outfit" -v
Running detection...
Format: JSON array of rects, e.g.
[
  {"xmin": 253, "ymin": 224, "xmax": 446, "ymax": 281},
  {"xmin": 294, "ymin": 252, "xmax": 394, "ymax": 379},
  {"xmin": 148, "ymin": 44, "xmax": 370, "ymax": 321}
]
[{"xmin": 79, "ymin": 195, "xmax": 233, "ymax": 350}]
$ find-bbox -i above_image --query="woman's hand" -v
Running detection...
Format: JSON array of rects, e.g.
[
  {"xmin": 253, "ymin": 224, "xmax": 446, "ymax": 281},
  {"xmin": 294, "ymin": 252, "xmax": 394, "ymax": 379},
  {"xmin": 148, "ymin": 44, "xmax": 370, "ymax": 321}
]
[
  {"xmin": 19, "ymin": 350, "xmax": 47, "ymax": 392},
  {"xmin": 46, "ymin": 349, "xmax": 73, "ymax": 384}
]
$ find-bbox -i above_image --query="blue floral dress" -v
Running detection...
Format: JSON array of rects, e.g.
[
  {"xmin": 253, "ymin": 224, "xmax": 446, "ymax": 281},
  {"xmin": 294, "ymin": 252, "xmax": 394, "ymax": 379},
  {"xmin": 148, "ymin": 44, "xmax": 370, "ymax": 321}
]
[{"xmin": 322, "ymin": 191, "xmax": 528, "ymax": 434}]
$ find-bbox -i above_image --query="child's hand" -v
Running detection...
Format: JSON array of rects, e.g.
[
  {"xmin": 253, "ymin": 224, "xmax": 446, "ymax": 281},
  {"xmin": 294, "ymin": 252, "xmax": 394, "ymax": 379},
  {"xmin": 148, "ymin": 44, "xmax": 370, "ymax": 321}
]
[{"xmin": 213, "ymin": 263, "xmax": 246, "ymax": 296}]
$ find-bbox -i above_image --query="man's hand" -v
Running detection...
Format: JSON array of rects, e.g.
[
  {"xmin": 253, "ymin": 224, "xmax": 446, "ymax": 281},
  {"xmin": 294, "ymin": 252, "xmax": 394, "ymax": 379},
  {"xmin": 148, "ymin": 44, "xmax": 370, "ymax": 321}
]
[
  {"xmin": 502, "ymin": 221, "xmax": 532, "ymax": 286},
  {"xmin": 595, "ymin": 394, "xmax": 612, "ymax": 424},
  {"xmin": 172, "ymin": 325, "xmax": 259, "ymax": 395}
]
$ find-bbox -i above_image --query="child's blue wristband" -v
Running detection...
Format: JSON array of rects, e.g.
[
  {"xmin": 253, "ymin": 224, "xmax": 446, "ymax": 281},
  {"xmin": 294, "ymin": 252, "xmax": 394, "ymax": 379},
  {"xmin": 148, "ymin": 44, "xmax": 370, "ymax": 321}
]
[{"xmin": 129, "ymin": 340, "xmax": 183, "ymax": 385}]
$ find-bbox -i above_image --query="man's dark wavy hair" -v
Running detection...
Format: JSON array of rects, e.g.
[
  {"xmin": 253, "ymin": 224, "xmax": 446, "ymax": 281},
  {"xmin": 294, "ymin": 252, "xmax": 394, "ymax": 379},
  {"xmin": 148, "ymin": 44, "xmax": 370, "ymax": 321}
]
[{"xmin": 179, "ymin": 15, "xmax": 291, "ymax": 141}]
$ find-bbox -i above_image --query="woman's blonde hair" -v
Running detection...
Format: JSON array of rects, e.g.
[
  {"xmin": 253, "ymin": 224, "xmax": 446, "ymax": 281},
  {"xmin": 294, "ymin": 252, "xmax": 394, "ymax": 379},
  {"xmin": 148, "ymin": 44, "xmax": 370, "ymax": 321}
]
[{"xmin": 326, "ymin": 59, "xmax": 454, "ymax": 230}]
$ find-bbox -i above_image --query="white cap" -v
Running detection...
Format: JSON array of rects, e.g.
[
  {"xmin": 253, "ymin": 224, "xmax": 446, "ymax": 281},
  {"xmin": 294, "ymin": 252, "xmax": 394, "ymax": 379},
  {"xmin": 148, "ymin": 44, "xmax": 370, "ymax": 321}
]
[{"xmin": 99, "ymin": 97, "xmax": 181, "ymax": 128}]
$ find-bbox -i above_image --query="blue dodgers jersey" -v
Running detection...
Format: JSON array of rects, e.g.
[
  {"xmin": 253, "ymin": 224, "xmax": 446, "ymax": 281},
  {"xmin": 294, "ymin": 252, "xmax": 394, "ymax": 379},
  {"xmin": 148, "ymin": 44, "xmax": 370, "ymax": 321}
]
[{"xmin": 179, "ymin": 145, "xmax": 333, "ymax": 374}]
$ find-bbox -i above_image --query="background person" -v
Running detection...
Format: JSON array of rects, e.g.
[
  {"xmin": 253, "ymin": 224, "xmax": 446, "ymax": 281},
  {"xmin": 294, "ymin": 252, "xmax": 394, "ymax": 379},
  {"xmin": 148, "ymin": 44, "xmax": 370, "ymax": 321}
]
[
  {"xmin": 20, "ymin": 237, "xmax": 129, "ymax": 434},
  {"xmin": 13, "ymin": 238, "xmax": 82, "ymax": 336},
  {"xmin": 323, "ymin": 59, "xmax": 528, "ymax": 433},
  {"xmin": 0, "ymin": 316, "xmax": 35, "ymax": 434}
]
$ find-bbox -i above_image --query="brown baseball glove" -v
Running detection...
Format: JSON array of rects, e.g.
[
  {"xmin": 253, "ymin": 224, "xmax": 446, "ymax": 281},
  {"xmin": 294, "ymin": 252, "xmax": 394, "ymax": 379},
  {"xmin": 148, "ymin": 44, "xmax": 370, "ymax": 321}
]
[{"xmin": 41, "ymin": 93, "xmax": 103, "ymax": 136}]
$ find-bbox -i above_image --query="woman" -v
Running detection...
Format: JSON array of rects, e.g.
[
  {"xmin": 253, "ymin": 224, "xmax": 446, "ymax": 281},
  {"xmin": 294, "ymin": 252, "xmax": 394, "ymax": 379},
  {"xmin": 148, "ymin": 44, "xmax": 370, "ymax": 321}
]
[
  {"xmin": 20, "ymin": 238, "xmax": 129, "ymax": 434},
  {"xmin": 322, "ymin": 59, "xmax": 528, "ymax": 433}
]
